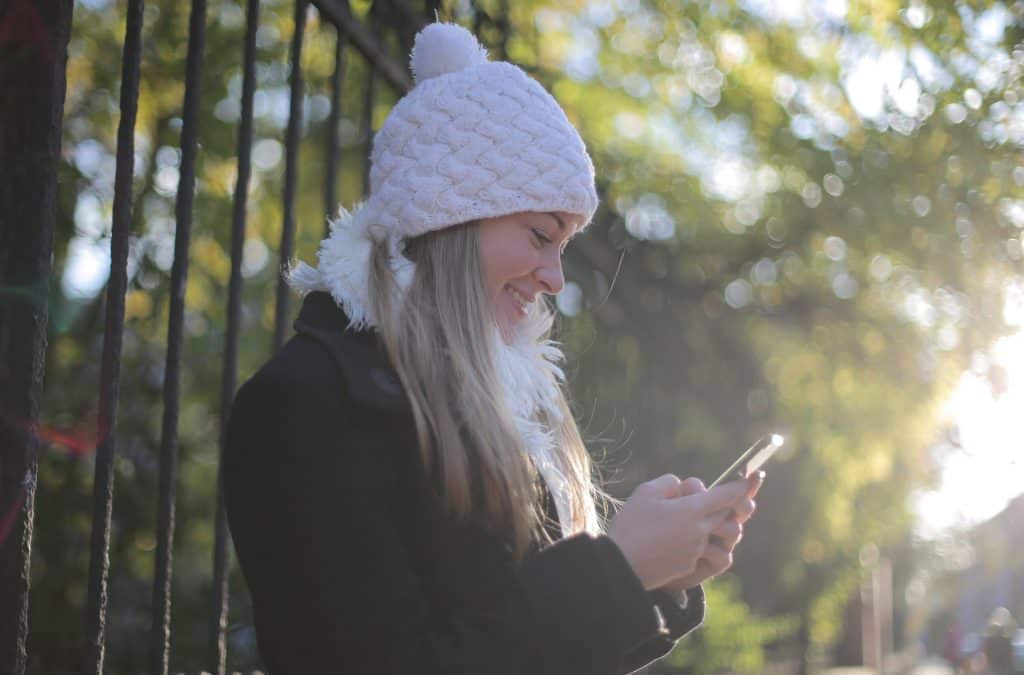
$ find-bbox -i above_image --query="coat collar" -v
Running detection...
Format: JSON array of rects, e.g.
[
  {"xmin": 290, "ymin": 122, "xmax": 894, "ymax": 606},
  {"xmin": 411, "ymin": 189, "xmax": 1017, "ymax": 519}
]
[
  {"xmin": 292, "ymin": 290, "xmax": 410, "ymax": 414},
  {"xmin": 293, "ymin": 290, "xmax": 566, "ymax": 542}
]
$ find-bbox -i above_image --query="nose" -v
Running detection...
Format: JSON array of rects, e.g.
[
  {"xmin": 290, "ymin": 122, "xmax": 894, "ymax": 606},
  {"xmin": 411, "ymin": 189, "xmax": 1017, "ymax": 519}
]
[{"xmin": 535, "ymin": 250, "xmax": 565, "ymax": 295}]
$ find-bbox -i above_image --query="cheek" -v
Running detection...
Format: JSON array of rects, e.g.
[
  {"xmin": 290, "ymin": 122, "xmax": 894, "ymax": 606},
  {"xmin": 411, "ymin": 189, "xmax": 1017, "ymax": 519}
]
[{"xmin": 478, "ymin": 231, "xmax": 535, "ymax": 294}]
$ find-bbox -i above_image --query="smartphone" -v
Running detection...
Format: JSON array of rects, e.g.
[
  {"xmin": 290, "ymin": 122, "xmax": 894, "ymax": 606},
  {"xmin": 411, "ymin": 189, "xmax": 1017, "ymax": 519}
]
[{"xmin": 708, "ymin": 433, "xmax": 784, "ymax": 488}]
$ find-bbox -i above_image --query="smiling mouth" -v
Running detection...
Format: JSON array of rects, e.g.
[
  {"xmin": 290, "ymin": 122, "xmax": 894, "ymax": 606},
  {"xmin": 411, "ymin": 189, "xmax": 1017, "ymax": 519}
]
[{"xmin": 505, "ymin": 285, "xmax": 531, "ymax": 316}]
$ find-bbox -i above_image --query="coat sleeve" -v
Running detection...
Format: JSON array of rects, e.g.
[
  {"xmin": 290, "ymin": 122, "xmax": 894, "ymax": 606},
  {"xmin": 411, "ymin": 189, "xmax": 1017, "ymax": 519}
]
[
  {"xmin": 618, "ymin": 586, "xmax": 706, "ymax": 674},
  {"xmin": 224, "ymin": 368, "xmax": 675, "ymax": 675}
]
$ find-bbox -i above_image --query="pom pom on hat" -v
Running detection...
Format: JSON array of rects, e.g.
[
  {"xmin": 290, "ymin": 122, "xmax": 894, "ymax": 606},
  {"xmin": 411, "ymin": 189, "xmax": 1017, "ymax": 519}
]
[{"xmin": 410, "ymin": 22, "xmax": 490, "ymax": 85}]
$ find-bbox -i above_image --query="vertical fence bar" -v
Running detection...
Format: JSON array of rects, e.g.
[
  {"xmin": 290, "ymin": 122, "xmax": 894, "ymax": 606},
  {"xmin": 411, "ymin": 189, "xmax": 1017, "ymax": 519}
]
[
  {"xmin": 208, "ymin": 0, "xmax": 261, "ymax": 670},
  {"xmin": 359, "ymin": 1, "xmax": 379, "ymax": 198},
  {"xmin": 494, "ymin": 0, "xmax": 510, "ymax": 61},
  {"xmin": 323, "ymin": 23, "xmax": 347, "ymax": 238},
  {"xmin": 148, "ymin": 0, "xmax": 207, "ymax": 672},
  {"xmin": 271, "ymin": 0, "xmax": 308, "ymax": 354},
  {"xmin": 83, "ymin": 0, "xmax": 146, "ymax": 671},
  {"xmin": 386, "ymin": 0, "xmax": 427, "ymax": 53},
  {"xmin": 0, "ymin": 2, "xmax": 75, "ymax": 673}
]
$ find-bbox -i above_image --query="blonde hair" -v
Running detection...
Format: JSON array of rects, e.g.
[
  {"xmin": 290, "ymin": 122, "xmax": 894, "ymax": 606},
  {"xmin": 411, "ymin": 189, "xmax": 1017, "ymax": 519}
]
[{"xmin": 369, "ymin": 222, "xmax": 622, "ymax": 559}]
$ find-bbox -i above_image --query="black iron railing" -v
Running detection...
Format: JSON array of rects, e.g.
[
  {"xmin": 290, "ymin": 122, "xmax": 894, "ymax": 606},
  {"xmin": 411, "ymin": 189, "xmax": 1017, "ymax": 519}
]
[{"xmin": 1, "ymin": 1, "xmax": 441, "ymax": 672}]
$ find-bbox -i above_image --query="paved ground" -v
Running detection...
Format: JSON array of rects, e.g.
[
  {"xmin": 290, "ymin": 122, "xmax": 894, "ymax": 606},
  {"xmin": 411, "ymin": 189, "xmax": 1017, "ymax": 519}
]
[
  {"xmin": 821, "ymin": 657, "xmax": 954, "ymax": 675},
  {"xmin": 907, "ymin": 658, "xmax": 955, "ymax": 675}
]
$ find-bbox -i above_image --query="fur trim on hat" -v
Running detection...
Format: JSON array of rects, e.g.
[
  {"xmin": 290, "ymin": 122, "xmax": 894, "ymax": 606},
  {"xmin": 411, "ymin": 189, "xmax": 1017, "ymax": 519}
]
[{"xmin": 288, "ymin": 201, "xmax": 415, "ymax": 331}]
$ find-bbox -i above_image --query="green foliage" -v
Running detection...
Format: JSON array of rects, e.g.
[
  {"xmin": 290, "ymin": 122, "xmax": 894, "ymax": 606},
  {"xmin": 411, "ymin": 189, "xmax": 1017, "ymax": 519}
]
[
  {"xmin": 667, "ymin": 576, "xmax": 798, "ymax": 674},
  {"xmin": 34, "ymin": 0, "xmax": 1024, "ymax": 671}
]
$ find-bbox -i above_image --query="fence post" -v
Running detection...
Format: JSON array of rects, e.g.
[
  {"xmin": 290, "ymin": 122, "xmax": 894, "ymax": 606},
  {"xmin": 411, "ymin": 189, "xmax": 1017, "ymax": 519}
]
[
  {"xmin": 82, "ymin": 0, "xmax": 146, "ymax": 671},
  {"xmin": 149, "ymin": 0, "xmax": 208, "ymax": 672},
  {"xmin": 0, "ymin": 2, "xmax": 75, "ymax": 673},
  {"xmin": 208, "ymin": 0, "xmax": 261, "ymax": 670}
]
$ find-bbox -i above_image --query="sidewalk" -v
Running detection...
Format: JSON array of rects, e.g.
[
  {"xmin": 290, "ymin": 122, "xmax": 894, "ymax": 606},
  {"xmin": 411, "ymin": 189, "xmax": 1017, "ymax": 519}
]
[
  {"xmin": 907, "ymin": 659, "xmax": 954, "ymax": 675},
  {"xmin": 821, "ymin": 658, "xmax": 954, "ymax": 675}
]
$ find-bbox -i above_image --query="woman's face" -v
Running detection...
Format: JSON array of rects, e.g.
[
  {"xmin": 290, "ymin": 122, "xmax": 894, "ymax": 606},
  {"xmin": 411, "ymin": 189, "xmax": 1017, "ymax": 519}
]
[{"xmin": 476, "ymin": 210, "xmax": 583, "ymax": 336}]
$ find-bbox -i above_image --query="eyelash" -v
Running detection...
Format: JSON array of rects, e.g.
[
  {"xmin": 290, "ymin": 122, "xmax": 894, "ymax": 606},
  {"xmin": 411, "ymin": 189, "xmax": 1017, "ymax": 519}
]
[{"xmin": 531, "ymin": 226, "xmax": 573, "ymax": 254}]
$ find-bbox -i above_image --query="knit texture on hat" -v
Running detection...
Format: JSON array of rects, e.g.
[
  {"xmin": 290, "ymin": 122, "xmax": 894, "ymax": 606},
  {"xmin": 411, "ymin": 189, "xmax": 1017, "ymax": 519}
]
[{"xmin": 369, "ymin": 21, "xmax": 599, "ymax": 239}]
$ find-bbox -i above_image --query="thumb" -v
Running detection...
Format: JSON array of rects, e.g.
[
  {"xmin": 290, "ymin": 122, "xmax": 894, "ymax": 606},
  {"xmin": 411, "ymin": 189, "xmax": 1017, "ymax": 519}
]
[
  {"xmin": 678, "ymin": 477, "xmax": 707, "ymax": 497},
  {"xmin": 695, "ymin": 480, "xmax": 749, "ymax": 515},
  {"xmin": 637, "ymin": 473, "xmax": 684, "ymax": 499}
]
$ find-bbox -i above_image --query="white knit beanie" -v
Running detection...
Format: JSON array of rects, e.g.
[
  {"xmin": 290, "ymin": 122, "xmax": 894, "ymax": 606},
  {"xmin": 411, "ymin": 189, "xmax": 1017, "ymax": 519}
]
[
  {"xmin": 290, "ymin": 21, "xmax": 600, "ymax": 328},
  {"xmin": 370, "ymin": 21, "xmax": 600, "ymax": 238},
  {"xmin": 289, "ymin": 21, "xmax": 602, "ymax": 537}
]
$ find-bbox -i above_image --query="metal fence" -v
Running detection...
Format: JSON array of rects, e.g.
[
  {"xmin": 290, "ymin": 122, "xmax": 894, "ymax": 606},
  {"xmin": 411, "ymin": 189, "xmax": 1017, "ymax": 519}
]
[{"xmin": 0, "ymin": 1, "xmax": 520, "ymax": 672}]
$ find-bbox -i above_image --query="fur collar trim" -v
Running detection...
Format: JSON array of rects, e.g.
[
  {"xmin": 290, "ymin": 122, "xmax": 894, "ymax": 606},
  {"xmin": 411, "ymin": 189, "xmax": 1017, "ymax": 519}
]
[{"xmin": 287, "ymin": 202, "xmax": 576, "ymax": 537}]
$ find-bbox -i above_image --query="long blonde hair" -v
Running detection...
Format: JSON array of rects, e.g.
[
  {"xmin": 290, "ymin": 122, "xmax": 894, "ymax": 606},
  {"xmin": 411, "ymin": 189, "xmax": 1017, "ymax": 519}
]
[{"xmin": 368, "ymin": 221, "xmax": 622, "ymax": 559}]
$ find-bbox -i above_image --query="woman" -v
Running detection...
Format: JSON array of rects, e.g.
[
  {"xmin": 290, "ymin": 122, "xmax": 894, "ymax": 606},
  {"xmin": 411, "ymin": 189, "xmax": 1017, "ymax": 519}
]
[{"xmin": 224, "ymin": 21, "xmax": 761, "ymax": 674}]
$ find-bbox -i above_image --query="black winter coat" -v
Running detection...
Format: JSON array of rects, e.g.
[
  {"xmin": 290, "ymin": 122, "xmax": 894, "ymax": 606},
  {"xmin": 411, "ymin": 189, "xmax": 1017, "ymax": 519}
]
[{"xmin": 223, "ymin": 290, "xmax": 705, "ymax": 674}]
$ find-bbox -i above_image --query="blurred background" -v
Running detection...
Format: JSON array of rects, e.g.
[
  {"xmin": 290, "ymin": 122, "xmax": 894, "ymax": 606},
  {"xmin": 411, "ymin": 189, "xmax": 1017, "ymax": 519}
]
[{"xmin": 8, "ymin": 0, "xmax": 1024, "ymax": 672}]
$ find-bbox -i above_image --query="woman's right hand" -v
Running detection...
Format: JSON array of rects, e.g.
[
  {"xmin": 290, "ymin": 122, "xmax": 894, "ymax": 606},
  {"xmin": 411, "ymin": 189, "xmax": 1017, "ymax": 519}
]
[{"xmin": 605, "ymin": 474, "xmax": 750, "ymax": 591}]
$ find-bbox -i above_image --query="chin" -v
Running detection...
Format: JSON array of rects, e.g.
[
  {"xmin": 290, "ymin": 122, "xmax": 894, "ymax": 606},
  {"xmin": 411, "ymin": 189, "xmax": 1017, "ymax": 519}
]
[{"xmin": 495, "ymin": 311, "xmax": 523, "ymax": 343}]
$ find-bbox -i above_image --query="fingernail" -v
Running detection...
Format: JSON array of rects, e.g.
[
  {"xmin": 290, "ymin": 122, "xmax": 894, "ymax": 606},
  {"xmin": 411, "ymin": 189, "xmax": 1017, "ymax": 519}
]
[{"xmin": 757, "ymin": 470, "xmax": 766, "ymax": 480}]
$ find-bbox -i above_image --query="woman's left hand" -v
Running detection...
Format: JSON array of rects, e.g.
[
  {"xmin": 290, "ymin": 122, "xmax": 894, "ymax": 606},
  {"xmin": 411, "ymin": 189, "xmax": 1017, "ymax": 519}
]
[{"xmin": 656, "ymin": 472, "xmax": 763, "ymax": 598}]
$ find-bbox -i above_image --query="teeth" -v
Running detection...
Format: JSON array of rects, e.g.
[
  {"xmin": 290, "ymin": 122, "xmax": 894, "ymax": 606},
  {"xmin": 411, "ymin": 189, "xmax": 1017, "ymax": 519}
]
[{"xmin": 507, "ymin": 286, "xmax": 529, "ymax": 311}]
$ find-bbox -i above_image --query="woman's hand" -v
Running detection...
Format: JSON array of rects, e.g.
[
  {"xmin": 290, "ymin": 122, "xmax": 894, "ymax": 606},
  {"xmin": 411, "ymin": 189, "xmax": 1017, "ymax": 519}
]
[
  {"xmin": 607, "ymin": 474, "xmax": 752, "ymax": 591},
  {"xmin": 655, "ymin": 472, "xmax": 764, "ymax": 598}
]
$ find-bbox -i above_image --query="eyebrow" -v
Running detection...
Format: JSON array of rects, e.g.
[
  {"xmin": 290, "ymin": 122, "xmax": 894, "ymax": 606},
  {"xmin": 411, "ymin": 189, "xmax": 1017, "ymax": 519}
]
[
  {"xmin": 547, "ymin": 212, "xmax": 567, "ymax": 231},
  {"xmin": 545, "ymin": 212, "xmax": 581, "ymax": 242}
]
